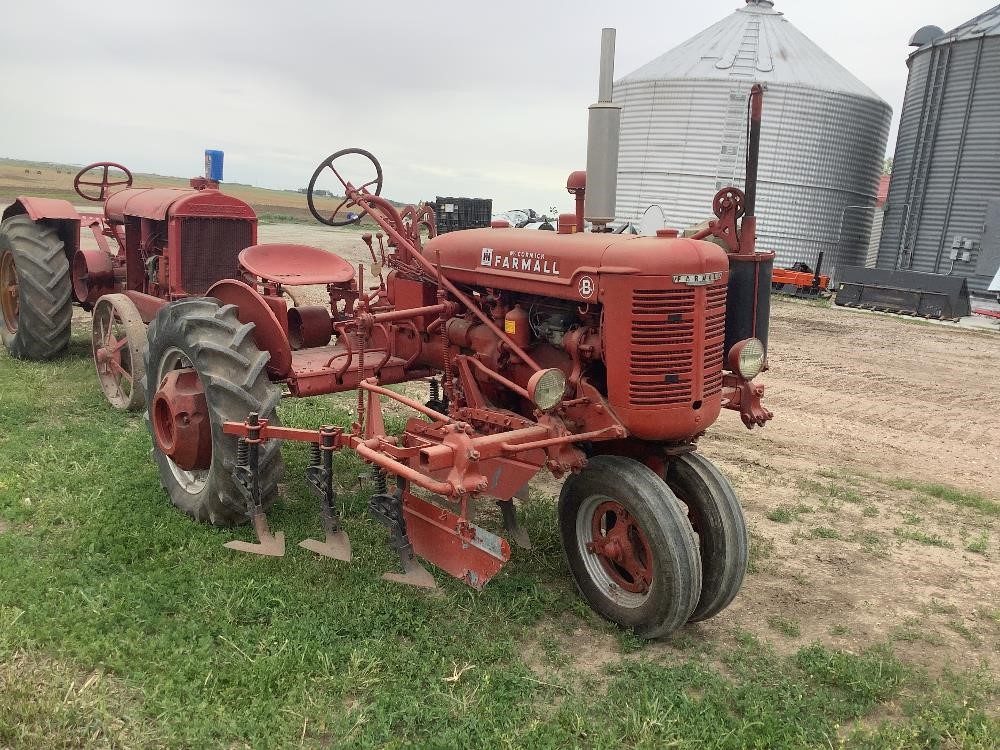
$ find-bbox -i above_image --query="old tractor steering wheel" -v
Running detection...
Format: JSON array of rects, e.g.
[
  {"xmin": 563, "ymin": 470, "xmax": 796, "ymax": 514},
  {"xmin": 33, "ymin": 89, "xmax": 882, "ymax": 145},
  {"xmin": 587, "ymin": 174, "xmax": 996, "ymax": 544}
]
[
  {"xmin": 74, "ymin": 162, "xmax": 134, "ymax": 202},
  {"xmin": 307, "ymin": 148, "xmax": 383, "ymax": 227}
]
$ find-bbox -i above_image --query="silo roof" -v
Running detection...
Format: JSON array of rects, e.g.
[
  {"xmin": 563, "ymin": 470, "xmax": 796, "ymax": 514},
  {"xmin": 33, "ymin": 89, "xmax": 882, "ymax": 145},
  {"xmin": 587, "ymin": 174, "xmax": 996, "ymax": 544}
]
[
  {"xmin": 617, "ymin": 0, "xmax": 886, "ymax": 102},
  {"xmin": 914, "ymin": 4, "xmax": 1000, "ymax": 48}
]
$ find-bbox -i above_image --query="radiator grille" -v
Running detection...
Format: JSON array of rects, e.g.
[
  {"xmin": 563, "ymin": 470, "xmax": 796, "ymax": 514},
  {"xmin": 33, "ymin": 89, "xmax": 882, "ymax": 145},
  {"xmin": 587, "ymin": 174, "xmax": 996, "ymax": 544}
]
[
  {"xmin": 628, "ymin": 283, "xmax": 727, "ymax": 407},
  {"xmin": 703, "ymin": 284, "xmax": 728, "ymax": 397},
  {"xmin": 179, "ymin": 219, "xmax": 253, "ymax": 295}
]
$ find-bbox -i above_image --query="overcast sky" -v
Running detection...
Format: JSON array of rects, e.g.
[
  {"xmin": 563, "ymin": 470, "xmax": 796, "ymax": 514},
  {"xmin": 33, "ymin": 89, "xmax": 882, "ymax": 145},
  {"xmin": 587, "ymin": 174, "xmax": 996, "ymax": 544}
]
[{"xmin": 0, "ymin": 1, "xmax": 991, "ymax": 212}]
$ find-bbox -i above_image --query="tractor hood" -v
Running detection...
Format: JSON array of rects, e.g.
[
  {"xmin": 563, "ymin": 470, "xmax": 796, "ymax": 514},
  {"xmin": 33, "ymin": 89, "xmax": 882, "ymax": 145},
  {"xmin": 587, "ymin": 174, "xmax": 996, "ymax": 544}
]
[
  {"xmin": 104, "ymin": 188, "xmax": 256, "ymax": 223},
  {"xmin": 422, "ymin": 228, "xmax": 729, "ymax": 302}
]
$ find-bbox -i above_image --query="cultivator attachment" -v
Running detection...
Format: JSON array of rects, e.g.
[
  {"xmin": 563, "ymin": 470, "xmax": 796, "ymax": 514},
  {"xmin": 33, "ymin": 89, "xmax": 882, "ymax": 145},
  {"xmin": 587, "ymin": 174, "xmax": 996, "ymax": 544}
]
[
  {"xmin": 224, "ymin": 514, "xmax": 286, "ymax": 557},
  {"xmin": 369, "ymin": 488, "xmax": 437, "ymax": 588},
  {"xmin": 400, "ymin": 491, "xmax": 510, "ymax": 590},
  {"xmin": 299, "ymin": 427, "xmax": 352, "ymax": 562},
  {"xmin": 217, "ymin": 380, "xmax": 575, "ymax": 589},
  {"xmin": 497, "ymin": 486, "xmax": 532, "ymax": 550},
  {"xmin": 225, "ymin": 413, "xmax": 286, "ymax": 557}
]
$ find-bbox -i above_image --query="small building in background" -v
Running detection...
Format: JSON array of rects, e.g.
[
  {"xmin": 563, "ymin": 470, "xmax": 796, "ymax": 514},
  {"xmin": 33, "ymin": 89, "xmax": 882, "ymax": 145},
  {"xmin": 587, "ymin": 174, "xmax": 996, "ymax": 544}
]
[
  {"xmin": 876, "ymin": 5, "xmax": 1000, "ymax": 299},
  {"xmin": 613, "ymin": 0, "xmax": 891, "ymax": 280}
]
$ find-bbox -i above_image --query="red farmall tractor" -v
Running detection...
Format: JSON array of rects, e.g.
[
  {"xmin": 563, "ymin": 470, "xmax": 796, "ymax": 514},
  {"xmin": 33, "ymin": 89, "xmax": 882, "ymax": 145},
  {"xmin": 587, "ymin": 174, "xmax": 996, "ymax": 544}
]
[
  {"xmin": 139, "ymin": 34, "xmax": 774, "ymax": 635},
  {"xmin": 0, "ymin": 161, "xmax": 260, "ymax": 410}
]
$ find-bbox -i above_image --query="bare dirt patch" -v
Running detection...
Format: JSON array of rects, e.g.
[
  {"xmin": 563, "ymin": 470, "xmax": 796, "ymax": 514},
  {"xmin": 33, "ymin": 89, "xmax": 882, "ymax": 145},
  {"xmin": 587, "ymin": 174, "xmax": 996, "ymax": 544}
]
[{"xmin": 674, "ymin": 300, "xmax": 998, "ymax": 674}]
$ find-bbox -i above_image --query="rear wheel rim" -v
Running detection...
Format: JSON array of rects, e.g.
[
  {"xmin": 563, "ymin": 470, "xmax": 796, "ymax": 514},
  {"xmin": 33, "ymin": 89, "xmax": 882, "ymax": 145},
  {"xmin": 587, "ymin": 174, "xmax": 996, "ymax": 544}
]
[
  {"xmin": 92, "ymin": 299, "xmax": 136, "ymax": 407},
  {"xmin": 156, "ymin": 346, "xmax": 210, "ymax": 494},
  {"xmin": 577, "ymin": 494, "xmax": 653, "ymax": 608},
  {"xmin": 0, "ymin": 251, "xmax": 18, "ymax": 333}
]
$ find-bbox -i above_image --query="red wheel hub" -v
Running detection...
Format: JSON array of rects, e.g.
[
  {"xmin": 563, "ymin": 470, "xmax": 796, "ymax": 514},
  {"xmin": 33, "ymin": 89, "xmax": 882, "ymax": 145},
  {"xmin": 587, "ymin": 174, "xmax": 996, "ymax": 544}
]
[
  {"xmin": 151, "ymin": 368, "xmax": 211, "ymax": 471},
  {"xmin": 586, "ymin": 501, "xmax": 653, "ymax": 594}
]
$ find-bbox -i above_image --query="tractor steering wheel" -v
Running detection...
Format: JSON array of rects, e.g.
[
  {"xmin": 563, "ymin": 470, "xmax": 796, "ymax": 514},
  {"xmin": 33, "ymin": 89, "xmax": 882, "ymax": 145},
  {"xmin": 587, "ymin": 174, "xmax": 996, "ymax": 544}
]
[
  {"xmin": 307, "ymin": 148, "xmax": 383, "ymax": 227},
  {"xmin": 74, "ymin": 162, "xmax": 134, "ymax": 202}
]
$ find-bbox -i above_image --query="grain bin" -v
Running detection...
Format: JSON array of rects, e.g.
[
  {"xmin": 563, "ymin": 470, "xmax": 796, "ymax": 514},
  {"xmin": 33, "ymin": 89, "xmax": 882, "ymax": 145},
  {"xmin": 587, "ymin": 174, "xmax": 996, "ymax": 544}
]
[
  {"xmin": 877, "ymin": 5, "xmax": 1000, "ymax": 297},
  {"xmin": 614, "ymin": 0, "xmax": 891, "ymax": 280}
]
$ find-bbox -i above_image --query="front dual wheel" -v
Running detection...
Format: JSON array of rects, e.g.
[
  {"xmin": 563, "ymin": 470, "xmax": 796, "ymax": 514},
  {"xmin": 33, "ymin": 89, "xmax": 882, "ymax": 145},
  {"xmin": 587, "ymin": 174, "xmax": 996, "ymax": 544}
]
[{"xmin": 559, "ymin": 453, "xmax": 747, "ymax": 638}]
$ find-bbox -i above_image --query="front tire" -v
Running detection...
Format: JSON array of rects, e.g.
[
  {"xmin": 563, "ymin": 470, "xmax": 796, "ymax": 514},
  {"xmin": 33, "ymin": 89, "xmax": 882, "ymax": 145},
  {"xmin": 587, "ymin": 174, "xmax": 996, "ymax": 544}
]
[
  {"xmin": 666, "ymin": 452, "xmax": 749, "ymax": 622},
  {"xmin": 144, "ymin": 298, "xmax": 284, "ymax": 526},
  {"xmin": 0, "ymin": 215, "xmax": 72, "ymax": 359},
  {"xmin": 92, "ymin": 293, "xmax": 147, "ymax": 411},
  {"xmin": 559, "ymin": 455, "xmax": 702, "ymax": 639}
]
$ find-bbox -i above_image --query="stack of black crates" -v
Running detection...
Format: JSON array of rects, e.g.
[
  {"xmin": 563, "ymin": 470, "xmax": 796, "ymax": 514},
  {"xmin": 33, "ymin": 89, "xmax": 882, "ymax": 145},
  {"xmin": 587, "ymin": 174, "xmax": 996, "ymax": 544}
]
[{"xmin": 434, "ymin": 197, "xmax": 493, "ymax": 234}]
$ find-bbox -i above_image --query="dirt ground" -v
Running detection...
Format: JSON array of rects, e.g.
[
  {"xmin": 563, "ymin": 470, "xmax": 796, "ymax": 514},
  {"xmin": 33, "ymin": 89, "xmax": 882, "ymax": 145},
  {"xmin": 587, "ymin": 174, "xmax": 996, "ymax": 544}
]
[
  {"xmin": 72, "ymin": 219, "xmax": 1000, "ymax": 677},
  {"xmin": 691, "ymin": 299, "xmax": 999, "ymax": 675}
]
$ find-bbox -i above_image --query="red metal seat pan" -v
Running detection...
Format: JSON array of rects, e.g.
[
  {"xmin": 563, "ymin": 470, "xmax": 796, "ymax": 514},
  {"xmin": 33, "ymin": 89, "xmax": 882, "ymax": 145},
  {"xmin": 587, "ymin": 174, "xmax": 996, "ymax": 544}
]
[{"xmin": 239, "ymin": 243, "xmax": 356, "ymax": 286}]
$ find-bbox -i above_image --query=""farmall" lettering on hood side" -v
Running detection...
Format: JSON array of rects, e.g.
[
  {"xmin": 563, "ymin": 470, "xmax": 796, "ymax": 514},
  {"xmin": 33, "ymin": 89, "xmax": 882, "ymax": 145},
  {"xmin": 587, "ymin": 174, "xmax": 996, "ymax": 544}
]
[{"xmin": 480, "ymin": 247, "xmax": 560, "ymax": 276}]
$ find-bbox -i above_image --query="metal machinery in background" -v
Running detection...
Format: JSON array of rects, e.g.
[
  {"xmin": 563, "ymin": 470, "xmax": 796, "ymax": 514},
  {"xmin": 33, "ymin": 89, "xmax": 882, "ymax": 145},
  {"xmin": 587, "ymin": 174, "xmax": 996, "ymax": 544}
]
[
  {"xmin": 0, "ymin": 157, "xmax": 259, "ymax": 410},
  {"xmin": 137, "ymin": 30, "xmax": 775, "ymax": 638},
  {"xmin": 771, "ymin": 253, "xmax": 831, "ymax": 298}
]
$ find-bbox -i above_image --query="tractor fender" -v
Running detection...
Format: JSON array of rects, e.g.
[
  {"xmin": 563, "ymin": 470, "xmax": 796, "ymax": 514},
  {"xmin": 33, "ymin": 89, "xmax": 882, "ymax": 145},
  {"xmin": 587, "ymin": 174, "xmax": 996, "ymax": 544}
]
[
  {"xmin": 206, "ymin": 279, "xmax": 292, "ymax": 379},
  {"xmin": 3, "ymin": 197, "xmax": 83, "ymax": 259},
  {"xmin": 2, "ymin": 196, "xmax": 81, "ymax": 223}
]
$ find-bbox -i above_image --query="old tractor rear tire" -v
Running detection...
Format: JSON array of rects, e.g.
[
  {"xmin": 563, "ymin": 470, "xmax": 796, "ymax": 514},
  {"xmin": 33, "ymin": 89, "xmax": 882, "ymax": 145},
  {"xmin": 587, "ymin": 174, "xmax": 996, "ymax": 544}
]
[
  {"xmin": 92, "ymin": 293, "xmax": 147, "ymax": 411},
  {"xmin": 144, "ymin": 298, "xmax": 284, "ymax": 527},
  {"xmin": 559, "ymin": 455, "xmax": 702, "ymax": 639},
  {"xmin": 666, "ymin": 452, "xmax": 749, "ymax": 622},
  {"xmin": 0, "ymin": 215, "xmax": 72, "ymax": 360}
]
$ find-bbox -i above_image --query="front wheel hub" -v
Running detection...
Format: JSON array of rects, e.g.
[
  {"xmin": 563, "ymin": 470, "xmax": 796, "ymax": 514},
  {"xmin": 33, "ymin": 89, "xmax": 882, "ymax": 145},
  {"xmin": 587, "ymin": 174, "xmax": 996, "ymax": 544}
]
[{"xmin": 152, "ymin": 368, "xmax": 211, "ymax": 471}]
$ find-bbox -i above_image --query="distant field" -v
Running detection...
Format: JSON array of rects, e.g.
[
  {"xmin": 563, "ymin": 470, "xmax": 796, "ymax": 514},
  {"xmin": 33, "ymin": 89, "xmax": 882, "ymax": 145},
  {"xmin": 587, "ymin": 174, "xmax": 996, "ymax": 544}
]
[{"xmin": 0, "ymin": 157, "xmax": 380, "ymax": 223}]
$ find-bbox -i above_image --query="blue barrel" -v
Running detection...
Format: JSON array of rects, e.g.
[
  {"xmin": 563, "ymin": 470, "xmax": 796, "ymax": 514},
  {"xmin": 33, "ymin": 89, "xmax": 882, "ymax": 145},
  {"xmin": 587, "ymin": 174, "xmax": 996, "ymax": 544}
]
[{"xmin": 204, "ymin": 149, "xmax": 224, "ymax": 182}]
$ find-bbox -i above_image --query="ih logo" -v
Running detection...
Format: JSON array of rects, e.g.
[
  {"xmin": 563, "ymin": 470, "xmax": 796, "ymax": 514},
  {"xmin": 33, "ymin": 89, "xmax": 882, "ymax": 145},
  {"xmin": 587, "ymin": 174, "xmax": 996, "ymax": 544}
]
[{"xmin": 481, "ymin": 247, "xmax": 494, "ymax": 266}]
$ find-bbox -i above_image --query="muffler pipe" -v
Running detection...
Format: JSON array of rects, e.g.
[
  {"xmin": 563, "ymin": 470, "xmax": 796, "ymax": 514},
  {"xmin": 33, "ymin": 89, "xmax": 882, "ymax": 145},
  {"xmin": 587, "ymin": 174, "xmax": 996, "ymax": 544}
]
[{"xmin": 584, "ymin": 28, "xmax": 622, "ymax": 230}]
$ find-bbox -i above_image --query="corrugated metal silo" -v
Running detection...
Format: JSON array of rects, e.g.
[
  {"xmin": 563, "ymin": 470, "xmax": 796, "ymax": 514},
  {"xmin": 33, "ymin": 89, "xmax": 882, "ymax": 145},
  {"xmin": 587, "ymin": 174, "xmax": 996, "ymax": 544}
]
[
  {"xmin": 876, "ymin": 5, "xmax": 1000, "ymax": 297},
  {"xmin": 614, "ymin": 0, "xmax": 892, "ymax": 280}
]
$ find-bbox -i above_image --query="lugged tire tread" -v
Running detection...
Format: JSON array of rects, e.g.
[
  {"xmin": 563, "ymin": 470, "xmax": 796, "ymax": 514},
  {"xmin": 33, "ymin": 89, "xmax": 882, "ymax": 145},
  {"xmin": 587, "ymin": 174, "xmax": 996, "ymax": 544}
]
[
  {"xmin": 0, "ymin": 215, "xmax": 72, "ymax": 360},
  {"xmin": 144, "ymin": 298, "xmax": 284, "ymax": 526}
]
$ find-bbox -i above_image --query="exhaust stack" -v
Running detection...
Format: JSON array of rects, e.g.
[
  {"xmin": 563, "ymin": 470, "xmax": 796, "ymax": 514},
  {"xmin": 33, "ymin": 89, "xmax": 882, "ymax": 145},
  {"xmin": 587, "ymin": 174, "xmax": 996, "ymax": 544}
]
[{"xmin": 584, "ymin": 28, "xmax": 622, "ymax": 230}]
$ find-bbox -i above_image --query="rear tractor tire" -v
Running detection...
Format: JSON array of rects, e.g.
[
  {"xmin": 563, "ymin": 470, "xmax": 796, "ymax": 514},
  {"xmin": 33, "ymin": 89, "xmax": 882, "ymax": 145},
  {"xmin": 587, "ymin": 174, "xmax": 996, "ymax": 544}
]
[
  {"xmin": 92, "ymin": 293, "xmax": 147, "ymax": 411},
  {"xmin": 666, "ymin": 452, "xmax": 749, "ymax": 622},
  {"xmin": 559, "ymin": 455, "xmax": 702, "ymax": 639},
  {"xmin": 144, "ymin": 298, "xmax": 284, "ymax": 527},
  {"xmin": 0, "ymin": 215, "xmax": 72, "ymax": 360}
]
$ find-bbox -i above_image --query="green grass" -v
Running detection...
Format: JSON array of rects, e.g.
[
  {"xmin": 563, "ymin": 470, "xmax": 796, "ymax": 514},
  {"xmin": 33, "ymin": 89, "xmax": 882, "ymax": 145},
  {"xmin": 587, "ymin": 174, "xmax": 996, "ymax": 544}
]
[
  {"xmin": 811, "ymin": 526, "xmax": 842, "ymax": 540},
  {"xmin": 797, "ymin": 474, "xmax": 867, "ymax": 512},
  {"xmin": 765, "ymin": 503, "xmax": 814, "ymax": 524},
  {"xmin": 894, "ymin": 528, "xmax": 954, "ymax": 549},
  {"xmin": 886, "ymin": 478, "xmax": 1000, "ymax": 518},
  {"xmin": 767, "ymin": 615, "xmax": 801, "ymax": 638},
  {"xmin": 1, "ymin": 333, "xmax": 998, "ymax": 747},
  {"xmin": 966, "ymin": 531, "xmax": 990, "ymax": 555}
]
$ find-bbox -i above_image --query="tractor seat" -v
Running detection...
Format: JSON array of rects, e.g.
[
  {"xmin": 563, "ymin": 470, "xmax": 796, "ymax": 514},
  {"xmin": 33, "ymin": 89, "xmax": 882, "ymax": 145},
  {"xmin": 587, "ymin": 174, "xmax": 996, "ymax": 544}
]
[{"xmin": 239, "ymin": 243, "xmax": 356, "ymax": 286}]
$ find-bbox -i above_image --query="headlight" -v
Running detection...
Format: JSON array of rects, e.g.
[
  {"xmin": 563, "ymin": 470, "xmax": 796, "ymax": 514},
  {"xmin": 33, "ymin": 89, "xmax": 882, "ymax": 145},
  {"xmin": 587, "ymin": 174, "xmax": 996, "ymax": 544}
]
[
  {"xmin": 527, "ymin": 368, "xmax": 567, "ymax": 411},
  {"xmin": 728, "ymin": 338, "xmax": 766, "ymax": 380}
]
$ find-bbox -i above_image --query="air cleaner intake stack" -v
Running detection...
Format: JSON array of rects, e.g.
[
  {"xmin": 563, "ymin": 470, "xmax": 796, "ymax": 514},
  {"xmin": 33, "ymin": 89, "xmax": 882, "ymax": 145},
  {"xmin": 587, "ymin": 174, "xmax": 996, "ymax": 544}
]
[{"xmin": 584, "ymin": 28, "xmax": 622, "ymax": 231}]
